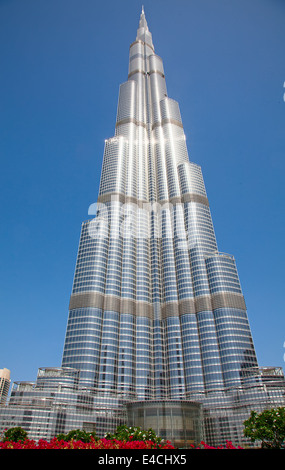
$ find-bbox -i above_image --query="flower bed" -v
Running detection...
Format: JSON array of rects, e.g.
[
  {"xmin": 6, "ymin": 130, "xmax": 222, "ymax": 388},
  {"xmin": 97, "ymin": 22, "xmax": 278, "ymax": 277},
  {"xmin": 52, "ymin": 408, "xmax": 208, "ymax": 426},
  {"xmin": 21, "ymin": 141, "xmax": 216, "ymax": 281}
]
[
  {"xmin": 0, "ymin": 438, "xmax": 244, "ymax": 449},
  {"xmin": 0, "ymin": 437, "xmax": 175, "ymax": 449},
  {"xmin": 198, "ymin": 441, "xmax": 243, "ymax": 449},
  {"xmin": 0, "ymin": 426, "xmax": 244, "ymax": 449}
]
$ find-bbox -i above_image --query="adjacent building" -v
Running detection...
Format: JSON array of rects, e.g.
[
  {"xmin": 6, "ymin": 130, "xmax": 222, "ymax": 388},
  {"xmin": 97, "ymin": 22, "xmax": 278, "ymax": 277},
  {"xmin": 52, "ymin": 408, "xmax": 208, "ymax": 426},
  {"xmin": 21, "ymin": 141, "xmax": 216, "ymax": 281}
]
[
  {"xmin": 0, "ymin": 9, "xmax": 284, "ymax": 447},
  {"xmin": 0, "ymin": 369, "xmax": 11, "ymax": 406}
]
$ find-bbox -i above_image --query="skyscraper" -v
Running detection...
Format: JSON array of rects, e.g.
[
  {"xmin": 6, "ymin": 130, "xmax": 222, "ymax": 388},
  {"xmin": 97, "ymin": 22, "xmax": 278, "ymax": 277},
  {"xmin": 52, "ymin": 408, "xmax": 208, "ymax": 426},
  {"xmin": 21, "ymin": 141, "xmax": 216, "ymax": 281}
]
[
  {"xmin": 63, "ymin": 6, "xmax": 259, "ymax": 396},
  {"xmin": 0, "ymin": 369, "xmax": 10, "ymax": 406},
  {"xmin": 0, "ymin": 9, "xmax": 284, "ymax": 447}
]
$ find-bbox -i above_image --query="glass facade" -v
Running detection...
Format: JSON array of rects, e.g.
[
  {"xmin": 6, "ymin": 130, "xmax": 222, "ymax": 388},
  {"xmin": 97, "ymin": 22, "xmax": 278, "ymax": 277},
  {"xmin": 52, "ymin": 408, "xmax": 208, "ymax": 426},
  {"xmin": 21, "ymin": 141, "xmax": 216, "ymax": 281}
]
[
  {"xmin": 0, "ymin": 368, "xmax": 124, "ymax": 441},
  {"xmin": 0, "ymin": 8, "xmax": 284, "ymax": 447},
  {"xmin": 126, "ymin": 400, "xmax": 203, "ymax": 448}
]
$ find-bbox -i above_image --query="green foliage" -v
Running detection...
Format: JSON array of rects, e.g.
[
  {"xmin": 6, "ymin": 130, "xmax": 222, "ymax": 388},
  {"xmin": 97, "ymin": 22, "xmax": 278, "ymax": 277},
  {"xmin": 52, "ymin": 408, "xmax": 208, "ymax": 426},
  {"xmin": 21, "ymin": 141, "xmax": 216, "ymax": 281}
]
[
  {"xmin": 105, "ymin": 424, "xmax": 162, "ymax": 444},
  {"xmin": 3, "ymin": 427, "xmax": 28, "ymax": 442},
  {"xmin": 56, "ymin": 429, "xmax": 98, "ymax": 442},
  {"xmin": 244, "ymin": 407, "xmax": 285, "ymax": 448}
]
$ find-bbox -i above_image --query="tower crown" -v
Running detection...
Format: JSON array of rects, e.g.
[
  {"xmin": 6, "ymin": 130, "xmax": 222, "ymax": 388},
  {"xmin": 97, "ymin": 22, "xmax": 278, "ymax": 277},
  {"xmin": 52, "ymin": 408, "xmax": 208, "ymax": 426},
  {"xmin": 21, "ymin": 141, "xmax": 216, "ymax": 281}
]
[{"xmin": 136, "ymin": 6, "xmax": 153, "ymax": 48}]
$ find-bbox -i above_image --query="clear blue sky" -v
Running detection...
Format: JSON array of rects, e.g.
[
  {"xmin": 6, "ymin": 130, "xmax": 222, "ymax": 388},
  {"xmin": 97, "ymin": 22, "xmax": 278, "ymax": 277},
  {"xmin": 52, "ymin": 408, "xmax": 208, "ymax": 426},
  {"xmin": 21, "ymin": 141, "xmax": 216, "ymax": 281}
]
[{"xmin": 0, "ymin": 0, "xmax": 284, "ymax": 384}]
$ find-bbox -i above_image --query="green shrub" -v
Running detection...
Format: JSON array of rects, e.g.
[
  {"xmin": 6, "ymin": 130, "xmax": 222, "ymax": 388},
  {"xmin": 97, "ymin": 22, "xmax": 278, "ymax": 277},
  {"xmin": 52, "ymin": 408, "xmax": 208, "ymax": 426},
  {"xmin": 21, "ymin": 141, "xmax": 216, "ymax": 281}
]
[
  {"xmin": 3, "ymin": 427, "xmax": 28, "ymax": 442},
  {"xmin": 56, "ymin": 429, "xmax": 98, "ymax": 442},
  {"xmin": 105, "ymin": 424, "xmax": 162, "ymax": 444},
  {"xmin": 244, "ymin": 407, "xmax": 285, "ymax": 448}
]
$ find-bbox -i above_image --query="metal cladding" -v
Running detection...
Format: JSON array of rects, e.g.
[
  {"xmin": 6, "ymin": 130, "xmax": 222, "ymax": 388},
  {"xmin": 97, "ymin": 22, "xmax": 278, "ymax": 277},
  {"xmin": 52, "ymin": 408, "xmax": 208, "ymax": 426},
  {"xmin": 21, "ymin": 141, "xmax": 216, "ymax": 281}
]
[{"xmin": 63, "ymin": 9, "xmax": 259, "ymax": 398}]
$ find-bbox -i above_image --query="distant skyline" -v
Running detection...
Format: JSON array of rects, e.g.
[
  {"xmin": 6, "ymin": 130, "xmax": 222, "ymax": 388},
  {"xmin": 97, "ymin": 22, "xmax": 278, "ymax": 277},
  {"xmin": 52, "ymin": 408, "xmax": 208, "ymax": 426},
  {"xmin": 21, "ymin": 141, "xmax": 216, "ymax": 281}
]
[{"xmin": 0, "ymin": 0, "xmax": 284, "ymax": 384}]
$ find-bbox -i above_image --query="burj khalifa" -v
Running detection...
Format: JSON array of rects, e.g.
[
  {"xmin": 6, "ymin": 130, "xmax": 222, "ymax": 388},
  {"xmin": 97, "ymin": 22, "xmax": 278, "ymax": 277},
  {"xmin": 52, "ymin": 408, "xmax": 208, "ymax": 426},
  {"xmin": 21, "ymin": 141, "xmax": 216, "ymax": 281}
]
[{"xmin": 0, "ymin": 9, "xmax": 284, "ymax": 447}]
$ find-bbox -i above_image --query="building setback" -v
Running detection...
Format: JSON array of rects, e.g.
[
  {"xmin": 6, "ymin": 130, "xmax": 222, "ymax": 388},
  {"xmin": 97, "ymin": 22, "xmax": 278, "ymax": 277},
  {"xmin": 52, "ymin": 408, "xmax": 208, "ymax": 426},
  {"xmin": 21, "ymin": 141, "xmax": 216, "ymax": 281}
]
[{"xmin": 0, "ymin": 9, "xmax": 284, "ymax": 447}]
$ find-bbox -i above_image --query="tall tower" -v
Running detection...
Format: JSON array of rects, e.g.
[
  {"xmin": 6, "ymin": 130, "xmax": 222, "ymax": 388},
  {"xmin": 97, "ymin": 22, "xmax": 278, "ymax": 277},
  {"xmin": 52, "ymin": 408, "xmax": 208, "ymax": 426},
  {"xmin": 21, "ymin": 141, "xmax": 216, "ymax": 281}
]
[
  {"xmin": 62, "ymin": 8, "xmax": 258, "ymax": 397},
  {"xmin": 0, "ymin": 9, "xmax": 284, "ymax": 447}
]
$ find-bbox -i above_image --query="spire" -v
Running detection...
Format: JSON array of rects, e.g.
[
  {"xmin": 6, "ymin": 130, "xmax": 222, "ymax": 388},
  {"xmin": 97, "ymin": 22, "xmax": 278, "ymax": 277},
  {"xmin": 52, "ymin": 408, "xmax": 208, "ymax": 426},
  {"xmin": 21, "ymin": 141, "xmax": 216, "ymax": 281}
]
[
  {"xmin": 137, "ymin": 6, "xmax": 154, "ymax": 49},
  {"xmin": 138, "ymin": 5, "xmax": 148, "ymax": 31}
]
